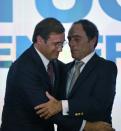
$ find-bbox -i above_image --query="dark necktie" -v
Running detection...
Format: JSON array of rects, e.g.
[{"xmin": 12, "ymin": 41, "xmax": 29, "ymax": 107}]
[
  {"xmin": 47, "ymin": 61, "xmax": 55, "ymax": 86},
  {"xmin": 66, "ymin": 61, "xmax": 84, "ymax": 97}
]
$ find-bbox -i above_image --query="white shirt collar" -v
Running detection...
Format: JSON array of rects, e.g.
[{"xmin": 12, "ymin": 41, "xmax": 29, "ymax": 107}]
[
  {"xmin": 73, "ymin": 51, "xmax": 95, "ymax": 72},
  {"xmin": 80, "ymin": 51, "xmax": 95, "ymax": 65},
  {"xmin": 34, "ymin": 46, "xmax": 49, "ymax": 71}
]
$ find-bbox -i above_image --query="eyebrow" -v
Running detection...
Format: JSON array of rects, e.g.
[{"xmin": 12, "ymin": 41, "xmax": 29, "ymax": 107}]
[{"xmin": 68, "ymin": 35, "xmax": 82, "ymax": 38}]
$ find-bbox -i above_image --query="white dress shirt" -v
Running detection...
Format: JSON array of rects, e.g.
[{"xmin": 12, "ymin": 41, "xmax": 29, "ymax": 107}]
[{"xmin": 34, "ymin": 46, "xmax": 49, "ymax": 71}]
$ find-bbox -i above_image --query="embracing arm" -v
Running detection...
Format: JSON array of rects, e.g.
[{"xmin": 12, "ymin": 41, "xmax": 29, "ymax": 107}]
[{"xmin": 34, "ymin": 92, "xmax": 115, "ymax": 131}]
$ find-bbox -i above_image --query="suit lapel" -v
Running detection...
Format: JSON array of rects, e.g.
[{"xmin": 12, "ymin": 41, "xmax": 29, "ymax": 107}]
[
  {"xmin": 28, "ymin": 45, "xmax": 52, "ymax": 88},
  {"xmin": 68, "ymin": 54, "xmax": 99, "ymax": 98},
  {"xmin": 66, "ymin": 61, "xmax": 75, "ymax": 74},
  {"xmin": 51, "ymin": 59, "xmax": 59, "ymax": 96}
]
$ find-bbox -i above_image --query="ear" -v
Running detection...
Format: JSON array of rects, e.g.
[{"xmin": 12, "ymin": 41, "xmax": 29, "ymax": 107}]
[
  {"xmin": 90, "ymin": 37, "xmax": 97, "ymax": 47},
  {"xmin": 36, "ymin": 36, "xmax": 43, "ymax": 44}
]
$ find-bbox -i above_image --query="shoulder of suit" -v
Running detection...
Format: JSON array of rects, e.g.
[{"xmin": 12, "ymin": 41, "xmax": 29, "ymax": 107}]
[
  {"xmin": 97, "ymin": 56, "xmax": 117, "ymax": 73},
  {"xmin": 10, "ymin": 46, "xmax": 35, "ymax": 70},
  {"xmin": 98, "ymin": 56, "xmax": 116, "ymax": 65}
]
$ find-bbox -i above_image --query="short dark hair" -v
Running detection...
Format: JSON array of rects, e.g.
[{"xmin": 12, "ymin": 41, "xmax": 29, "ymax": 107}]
[
  {"xmin": 32, "ymin": 17, "xmax": 65, "ymax": 43},
  {"xmin": 73, "ymin": 19, "xmax": 99, "ymax": 48}
]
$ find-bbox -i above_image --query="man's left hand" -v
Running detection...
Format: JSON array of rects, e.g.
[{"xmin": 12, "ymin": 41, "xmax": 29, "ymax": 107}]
[{"xmin": 34, "ymin": 91, "xmax": 62, "ymax": 119}]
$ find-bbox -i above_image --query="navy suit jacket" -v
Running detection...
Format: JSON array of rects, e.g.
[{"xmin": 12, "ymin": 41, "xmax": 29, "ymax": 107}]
[
  {"xmin": 65, "ymin": 53, "xmax": 117, "ymax": 124},
  {"xmin": 1, "ymin": 45, "xmax": 64, "ymax": 131}
]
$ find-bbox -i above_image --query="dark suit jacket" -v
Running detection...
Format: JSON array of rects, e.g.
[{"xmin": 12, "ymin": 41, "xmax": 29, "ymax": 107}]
[
  {"xmin": 65, "ymin": 53, "xmax": 117, "ymax": 124},
  {"xmin": 0, "ymin": 45, "xmax": 65, "ymax": 131}
]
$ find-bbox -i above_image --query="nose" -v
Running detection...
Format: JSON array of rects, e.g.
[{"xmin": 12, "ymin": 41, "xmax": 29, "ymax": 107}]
[
  {"xmin": 69, "ymin": 40, "xmax": 76, "ymax": 48},
  {"xmin": 68, "ymin": 37, "xmax": 76, "ymax": 46},
  {"xmin": 57, "ymin": 46, "xmax": 63, "ymax": 52}
]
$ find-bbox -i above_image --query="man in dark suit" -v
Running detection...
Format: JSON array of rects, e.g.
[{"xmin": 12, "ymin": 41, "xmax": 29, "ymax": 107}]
[
  {"xmin": 35, "ymin": 19, "xmax": 117, "ymax": 131},
  {"xmin": 0, "ymin": 18, "xmax": 66, "ymax": 131}
]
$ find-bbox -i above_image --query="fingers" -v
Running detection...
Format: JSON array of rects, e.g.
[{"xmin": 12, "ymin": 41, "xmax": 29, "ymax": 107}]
[
  {"xmin": 34, "ymin": 92, "xmax": 61, "ymax": 119},
  {"xmin": 36, "ymin": 107, "xmax": 53, "ymax": 119},
  {"xmin": 46, "ymin": 91, "xmax": 55, "ymax": 100},
  {"xmin": 39, "ymin": 110, "xmax": 48, "ymax": 118},
  {"xmin": 85, "ymin": 121, "xmax": 115, "ymax": 131},
  {"xmin": 44, "ymin": 113, "xmax": 52, "ymax": 119},
  {"xmin": 104, "ymin": 125, "xmax": 115, "ymax": 131},
  {"xmin": 34, "ymin": 103, "xmax": 46, "ymax": 110},
  {"xmin": 97, "ymin": 122, "xmax": 115, "ymax": 131},
  {"xmin": 36, "ymin": 107, "xmax": 47, "ymax": 115},
  {"xmin": 35, "ymin": 103, "xmax": 53, "ymax": 119}
]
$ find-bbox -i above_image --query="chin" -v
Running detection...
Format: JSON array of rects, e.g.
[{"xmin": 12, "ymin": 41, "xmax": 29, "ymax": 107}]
[
  {"xmin": 72, "ymin": 54, "xmax": 77, "ymax": 59},
  {"xmin": 52, "ymin": 56, "xmax": 58, "ymax": 59}
]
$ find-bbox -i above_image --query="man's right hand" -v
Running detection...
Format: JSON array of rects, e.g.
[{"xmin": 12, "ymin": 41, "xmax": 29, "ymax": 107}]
[{"xmin": 84, "ymin": 121, "xmax": 115, "ymax": 131}]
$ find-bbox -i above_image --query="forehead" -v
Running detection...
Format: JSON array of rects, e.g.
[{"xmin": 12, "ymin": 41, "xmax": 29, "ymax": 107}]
[
  {"xmin": 48, "ymin": 33, "xmax": 65, "ymax": 41},
  {"xmin": 68, "ymin": 24, "xmax": 86, "ymax": 36}
]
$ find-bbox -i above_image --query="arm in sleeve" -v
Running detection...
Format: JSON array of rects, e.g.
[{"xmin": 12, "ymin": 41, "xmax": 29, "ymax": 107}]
[{"xmin": 17, "ymin": 66, "xmax": 49, "ymax": 107}]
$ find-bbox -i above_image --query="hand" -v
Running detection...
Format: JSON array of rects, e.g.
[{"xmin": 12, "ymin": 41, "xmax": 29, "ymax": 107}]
[
  {"xmin": 34, "ymin": 91, "xmax": 62, "ymax": 119},
  {"xmin": 84, "ymin": 121, "xmax": 115, "ymax": 131}
]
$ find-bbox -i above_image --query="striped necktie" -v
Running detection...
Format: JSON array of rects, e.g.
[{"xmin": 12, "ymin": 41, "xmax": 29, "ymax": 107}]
[
  {"xmin": 47, "ymin": 61, "xmax": 55, "ymax": 86},
  {"xmin": 66, "ymin": 61, "xmax": 84, "ymax": 97}
]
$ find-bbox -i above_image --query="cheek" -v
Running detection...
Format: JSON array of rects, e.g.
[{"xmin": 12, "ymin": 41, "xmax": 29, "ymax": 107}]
[
  {"xmin": 46, "ymin": 45, "xmax": 54, "ymax": 51},
  {"xmin": 51, "ymin": 47, "xmax": 57, "ymax": 51},
  {"xmin": 80, "ymin": 42, "xmax": 89, "ymax": 50},
  {"xmin": 77, "ymin": 44, "xmax": 85, "ymax": 51},
  {"xmin": 49, "ymin": 47, "xmax": 58, "ymax": 55}
]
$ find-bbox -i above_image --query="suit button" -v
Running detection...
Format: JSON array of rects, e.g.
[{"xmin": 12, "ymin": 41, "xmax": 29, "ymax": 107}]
[
  {"xmin": 75, "ymin": 113, "xmax": 78, "ymax": 116},
  {"xmin": 75, "ymin": 112, "xmax": 84, "ymax": 116}
]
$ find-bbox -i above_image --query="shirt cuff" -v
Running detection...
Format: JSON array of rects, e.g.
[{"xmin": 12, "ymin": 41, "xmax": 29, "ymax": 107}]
[
  {"xmin": 61, "ymin": 100, "xmax": 69, "ymax": 115},
  {"xmin": 80, "ymin": 120, "xmax": 86, "ymax": 131}
]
